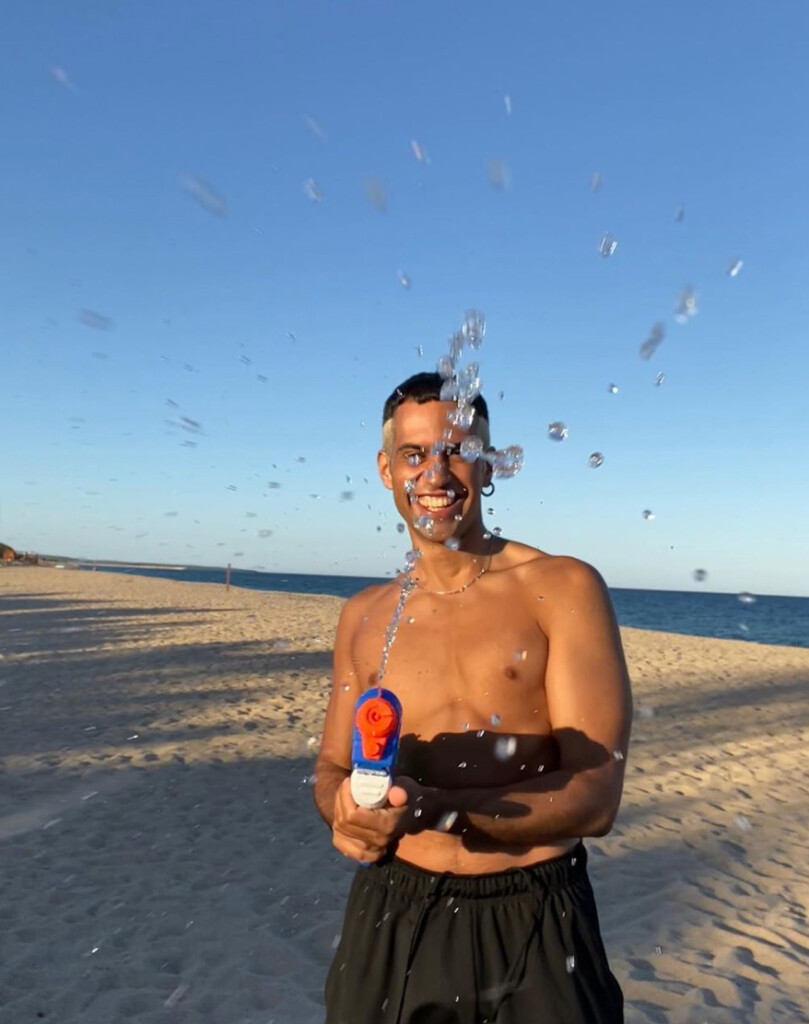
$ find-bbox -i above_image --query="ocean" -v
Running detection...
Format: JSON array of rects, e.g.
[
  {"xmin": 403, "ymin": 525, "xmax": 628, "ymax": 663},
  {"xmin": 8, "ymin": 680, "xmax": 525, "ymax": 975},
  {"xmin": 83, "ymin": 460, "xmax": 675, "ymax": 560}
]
[{"xmin": 78, "ymin": 563, "xmax": 809, "ymax": 650}]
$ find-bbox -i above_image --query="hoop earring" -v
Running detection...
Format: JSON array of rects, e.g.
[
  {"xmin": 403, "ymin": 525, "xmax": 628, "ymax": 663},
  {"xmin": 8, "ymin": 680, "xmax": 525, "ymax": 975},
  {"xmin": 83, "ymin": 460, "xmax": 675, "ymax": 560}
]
[{"xmin": 481, "ymin": 483, "xmax": 495, "ymax": 497}]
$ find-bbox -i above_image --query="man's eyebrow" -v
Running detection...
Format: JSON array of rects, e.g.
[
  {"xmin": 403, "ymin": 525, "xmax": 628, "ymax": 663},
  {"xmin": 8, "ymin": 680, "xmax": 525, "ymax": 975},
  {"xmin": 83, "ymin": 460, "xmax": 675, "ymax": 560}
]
[{"xmin": 396, "ymin": 443, "xmax": 425, "ymax": 452}]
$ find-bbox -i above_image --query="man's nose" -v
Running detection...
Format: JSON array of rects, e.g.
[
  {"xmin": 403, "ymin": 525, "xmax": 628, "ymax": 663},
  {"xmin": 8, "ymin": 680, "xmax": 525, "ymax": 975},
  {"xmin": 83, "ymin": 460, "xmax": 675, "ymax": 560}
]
[{"xmin": 423, "ymin": 451, "xmax": 451, "ymax": 486}]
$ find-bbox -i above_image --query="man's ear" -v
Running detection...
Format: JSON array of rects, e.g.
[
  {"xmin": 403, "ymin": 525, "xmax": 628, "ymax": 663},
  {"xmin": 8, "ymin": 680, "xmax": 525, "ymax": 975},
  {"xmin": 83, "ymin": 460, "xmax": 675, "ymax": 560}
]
[{"xmin": 377, "ymin": 449, "xmax": 393, "ymax": 490}]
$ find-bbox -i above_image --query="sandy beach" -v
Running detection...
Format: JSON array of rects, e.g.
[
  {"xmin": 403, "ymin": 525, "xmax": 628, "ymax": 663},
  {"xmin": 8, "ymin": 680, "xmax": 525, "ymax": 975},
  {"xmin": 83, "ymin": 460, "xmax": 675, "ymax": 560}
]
[{"xmin": 1, "ymin": 566, "xmax": 807, "ymax": 1024}]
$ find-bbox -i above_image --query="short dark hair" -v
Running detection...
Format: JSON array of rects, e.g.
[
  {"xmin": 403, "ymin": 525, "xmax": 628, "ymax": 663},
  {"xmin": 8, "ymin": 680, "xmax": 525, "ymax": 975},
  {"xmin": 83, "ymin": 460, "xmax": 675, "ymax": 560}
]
[{"xmin": 382, "ymin": 372, "xmax": 489, "ymax": 427}]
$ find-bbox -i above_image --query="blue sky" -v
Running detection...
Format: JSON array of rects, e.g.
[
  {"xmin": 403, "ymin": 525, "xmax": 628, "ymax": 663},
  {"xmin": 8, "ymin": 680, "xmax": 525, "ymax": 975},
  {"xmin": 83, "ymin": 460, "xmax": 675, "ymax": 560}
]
[{"xmin": 1, "ymin": 0, "xmax": 807, "ymax": 596}]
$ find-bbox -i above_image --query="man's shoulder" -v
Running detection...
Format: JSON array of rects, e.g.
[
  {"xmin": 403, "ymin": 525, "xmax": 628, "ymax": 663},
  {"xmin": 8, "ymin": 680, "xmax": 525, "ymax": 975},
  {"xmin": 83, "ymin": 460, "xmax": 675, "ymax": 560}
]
[
  {"xmin": 496, "ymin": 542, "xmax": 606, "ymax": 596},
  {"xmin": 338, "ymin": 579, "xmax": 399, "ymax": 625}
]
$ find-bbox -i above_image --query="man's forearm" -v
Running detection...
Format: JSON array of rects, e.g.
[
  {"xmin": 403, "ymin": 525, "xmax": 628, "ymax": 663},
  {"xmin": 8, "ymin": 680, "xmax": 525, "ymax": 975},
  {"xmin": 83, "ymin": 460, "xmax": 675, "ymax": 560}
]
[
  {"xmin": 313, "ymin": 761, "xmax": 350, "ymax": 828},
  {"xmin": 433, "ymin": 766, "xmax": 619, "ymax": 847}
]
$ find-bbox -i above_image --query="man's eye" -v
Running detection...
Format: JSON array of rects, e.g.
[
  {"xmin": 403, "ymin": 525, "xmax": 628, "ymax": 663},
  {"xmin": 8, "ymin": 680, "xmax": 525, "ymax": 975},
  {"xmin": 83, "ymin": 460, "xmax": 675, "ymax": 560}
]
[{"xmin": 405, "ymin": 453, "xmax": 423, "ymax": 467}]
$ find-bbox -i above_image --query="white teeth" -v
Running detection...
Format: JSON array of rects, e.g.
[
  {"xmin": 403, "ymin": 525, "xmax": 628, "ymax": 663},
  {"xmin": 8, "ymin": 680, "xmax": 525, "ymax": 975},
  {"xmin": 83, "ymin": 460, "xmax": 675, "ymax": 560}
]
[{"xmin": 420, "ymin": 496, "xmax": 454, "ymax": 509}]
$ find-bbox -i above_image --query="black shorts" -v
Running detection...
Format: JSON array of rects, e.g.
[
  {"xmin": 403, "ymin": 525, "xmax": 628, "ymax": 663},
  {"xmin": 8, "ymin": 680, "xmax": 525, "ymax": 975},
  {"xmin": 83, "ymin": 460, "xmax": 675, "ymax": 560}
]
[{"xmin": 325, "ymin": 841, "xmax": 623, "ymax": 1024}]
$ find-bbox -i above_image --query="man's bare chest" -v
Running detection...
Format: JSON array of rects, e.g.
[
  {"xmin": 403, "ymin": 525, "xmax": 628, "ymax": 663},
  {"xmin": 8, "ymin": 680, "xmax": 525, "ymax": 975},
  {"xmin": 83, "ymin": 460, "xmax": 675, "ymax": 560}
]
[{"xmin": 350, "ymin": 586, "xmax": 556, "ymax": 787}]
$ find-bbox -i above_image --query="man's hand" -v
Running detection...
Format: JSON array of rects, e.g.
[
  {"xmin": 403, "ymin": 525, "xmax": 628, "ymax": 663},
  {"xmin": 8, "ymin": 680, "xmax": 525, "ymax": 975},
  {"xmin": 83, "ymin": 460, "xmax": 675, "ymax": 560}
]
[{"xmin": 332, "ymin": 778, "xmax": 412, "ymax": 863}]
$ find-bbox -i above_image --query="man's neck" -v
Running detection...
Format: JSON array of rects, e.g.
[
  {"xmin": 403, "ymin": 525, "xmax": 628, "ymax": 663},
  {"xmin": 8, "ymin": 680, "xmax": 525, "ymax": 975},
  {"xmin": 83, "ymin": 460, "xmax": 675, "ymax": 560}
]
[{"xmin": 408, "ymin": 527, "xmax": 492, "ymax": 593}]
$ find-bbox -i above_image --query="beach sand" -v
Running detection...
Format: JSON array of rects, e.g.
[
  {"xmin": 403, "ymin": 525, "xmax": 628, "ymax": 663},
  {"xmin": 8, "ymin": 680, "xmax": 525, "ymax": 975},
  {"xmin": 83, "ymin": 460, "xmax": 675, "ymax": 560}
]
[{"xmin": 1, "ymin": 566, "xmax": 807, "ymax": 1024}]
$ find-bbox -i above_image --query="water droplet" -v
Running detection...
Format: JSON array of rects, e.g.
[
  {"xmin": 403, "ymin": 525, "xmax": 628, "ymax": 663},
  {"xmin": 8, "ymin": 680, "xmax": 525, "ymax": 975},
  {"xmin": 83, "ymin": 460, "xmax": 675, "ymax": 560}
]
[
  {"xmin": 437, "ymin": 811, "xmax": 458, "ymax": 832},
  {"xmin": 414, "ymin": 808, "xmax": 422, "ymax": 818},
  {"xmin": 491, "ymin": 713, "xmax": 501, "ymax": 726},
  {"xmin": 590, "ymin": 172, "xmax": 602, "ymax": 192},
  {"xmin": 363, "ymin": 175, "xmax": 388, "ymax": 213},
  {"xmin": 642, "ymin": 510, "xmax": 655, "ymax": 521},
  {"xmin": 304, "ymin": 115, "xmax": 326, "ymax": 140},
  {"xmin": 490, "ymin": 445, "xmax": 524, "ymax": 478},
  {"xmin": 180, "ymin": 174, "xmax": 228, "ymax": 217},
  {"xmin": 460, "ymin": 435, "xmax": 484, "ymax": 462},
  {"xmin": 341, "ymin": 684, "xmax": 351, "ymax": 692},
  {"xmin": 462, "ymin": 722, "xmax": 470, "ymax": 732},
  {"xmin": 444, "ymin": 537, "xmax": 461, "ymax": 551},
  {"xmin": 397, "ymin": 270, "xmax": 412, "ymax": 289},
  {"xmin": 396, "ymin": 523, "xmax": 406, "ymax": 535},
  {"xmin": 566, "ymin": 956, "xmax": 576, "ymax": 973},
  {"xmin": 339, "ymin": 491, "xmax": 354, "ymax": 502},
  {"xmin": 599, "ymin": 233, "xmax": 618, "ymax": 258},
  {"xmin": 608, "ymin": 383, "xmax": 619, "ymax": 394},
  {"xmin": 457, "ymin": 761, "xmax": 468, "ymax": 769},
  {"xmin": 79, "ymin": 309, "xmax": 114, "ymax": 331},
  {"xmin": 513, "ymin": 650, "xmax": 527, "ymax": 662},
  {"xmin": 693, "ymin": 568, "xmax": 708, "ymax": 582},
  {"xmin": 462, "ymin": 309, "xmax": 486, "ymax": 349},
  {"xmin": 494, "ymin": 737, "xmax": 517, "ymax": 760},
  {"xmin": 638, "ymin": 706, "xmax": 655, "ymax": 720},
  {"xmin": 587, "ymin": 452, "xmax": 604, "ymax": 469},
  {"xmin": 504, "ymin": 94, "xmax": 513, "ymax": 115},
  {"xmin": 675, "ymin": 286, "xmax": 698, "ymax": 324},
  {"xmin": 486, "ymin": 158, "xmax": 511, "ymax": 191},
  {"xmin": 737, "ymin": 591, "xmax": 756, "ymax": 604},
  {"xmin": 727, "ymin": 258, "xmax": 743, "ymax": 278},
  {"xmin": 307, "ymin": 736, "xmax": 318, "ymax": 748},
  {"xmin": 410, "ymin": 139, "xmax": 427, "ymax": 162},
  {"xmin": 654, "ymin": 371, "xmax": 666, "ymax": 387},
  {"xmin": 674, "ymin": 205, "xmax": 685, "ymax": 223},
  {"xmin": 735, "ymin": 815, "xmax": 752, "ymax": 832},
  {"xmin": 654, "ymin": 945, "xmax": 663, "ymax": 956},
  {"xmin": 547, "ymin": 422, "xmax": 568, "ymax": 442},
  {"xmin": 612, "ymin": 749, "xmax": 624, "ymax": 761},
  {"xmin": 268, "ymin": 481, "xmax": 281, "ymax": 489},
  {"xmin": 639, "ymin": 322, "xmax": 665, "ymax": 360},
  {"xmin": 303, "ymin": 178, "xmax": 323, "ymax": 203}
]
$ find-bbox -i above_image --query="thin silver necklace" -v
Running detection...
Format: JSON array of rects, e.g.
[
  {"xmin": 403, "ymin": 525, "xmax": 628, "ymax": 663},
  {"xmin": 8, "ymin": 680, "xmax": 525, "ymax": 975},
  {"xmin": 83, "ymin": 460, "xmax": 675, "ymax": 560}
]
[{"xmin": 414, "ymin": 548, "xmax": 492, "ymax": 596}]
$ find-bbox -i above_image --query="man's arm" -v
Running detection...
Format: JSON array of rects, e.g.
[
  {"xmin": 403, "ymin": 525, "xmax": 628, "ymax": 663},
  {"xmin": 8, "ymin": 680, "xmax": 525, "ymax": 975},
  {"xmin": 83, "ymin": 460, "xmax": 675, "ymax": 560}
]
[
  {"xmin": 312, "ymin": 593, "xmax": 365, "ymax": 828},
  {"xmin": 415, "ymin": 559, "xmax": 632, "ymax": 847}
]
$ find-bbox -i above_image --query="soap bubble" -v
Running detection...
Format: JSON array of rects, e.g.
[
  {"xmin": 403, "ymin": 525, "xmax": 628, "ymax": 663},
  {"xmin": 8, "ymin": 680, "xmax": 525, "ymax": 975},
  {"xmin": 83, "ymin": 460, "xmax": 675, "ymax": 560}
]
[
  {"xmin": 461, "ymin": 310, "xmax": 486, "ymax": 349},
  {"xmin": 654, "ymin": 372, "xmax": 666, "ymax": 387},
  {"xmin": 445, "ymin": 538, "xmax": 461, "ymax": 551},
  {"xmin": 413, "ymin": 515, "xmax": 435, "ymax": 536},
  {"xmin": 639, "ymin": 322, "xmax": 665, "ymax": 360},
  {"xmin": 547, "ymin": 422, "xmax": 568, "ymax": 442},
  {"xmin": 440, "ymin": 377, "xmax": 460, "ymax": 402},
  {"xmin": 397, "ymin": 270, "xmax": 412, "ymax": 289},
  {"xmin": 448, "ymin": 331, "xmax": 465, "ymax": 360},
  {"xmin": 642, "ymin": 509, "xmax": 655, "ymax": 521},
  {"xmin": 599, "ymin": 233, "xmax": 618, "ymax": 258},
  {"xmin": 693, "ymin": 568, "xmax": 708, "ymax": 582},
  {"xmin": 491, "ymin": 713, "xmax": 501, "ymax": 726},
  {"xmin": 608, "ymin": 383, "xmax": 619, "ymax": 394},
  {"xmin": 447, "ymin": 404, "xmax": 475, "ymax": 430},
  {"xmin": 494, "ymin": 736, "xmax": 517, "ymax": 760},
  {"xmin": 458, "ymin": 363, "xmax": 481, "ymax": 402},
  {"xmin": 396, "ymin": 523, "xmax": 406, "ymax": 534},
  {"xmin": 727, "ymin": 258, "xmax": 743, "ymax": 278},
  {"xmin": 587, "ymin": 452, "xmax": 604, "ymax": 469},
  {"xmin": 460, "ymin": 436, "xmax": 484, "ymax": 462}
]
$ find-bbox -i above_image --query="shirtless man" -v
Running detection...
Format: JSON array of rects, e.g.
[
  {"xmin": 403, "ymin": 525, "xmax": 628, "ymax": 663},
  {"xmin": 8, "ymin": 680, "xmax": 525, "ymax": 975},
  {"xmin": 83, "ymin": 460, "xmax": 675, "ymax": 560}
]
[{"xmin": 314, "ymin": 372, "xmax": 632, "ymax": 1024}]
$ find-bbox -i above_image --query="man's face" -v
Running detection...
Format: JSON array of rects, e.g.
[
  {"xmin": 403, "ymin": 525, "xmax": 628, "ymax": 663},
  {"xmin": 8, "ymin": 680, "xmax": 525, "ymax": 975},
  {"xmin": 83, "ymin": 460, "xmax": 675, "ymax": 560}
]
[{"xmin": 377, "ymin": 399, "xmax": 490, "ymax": 542}]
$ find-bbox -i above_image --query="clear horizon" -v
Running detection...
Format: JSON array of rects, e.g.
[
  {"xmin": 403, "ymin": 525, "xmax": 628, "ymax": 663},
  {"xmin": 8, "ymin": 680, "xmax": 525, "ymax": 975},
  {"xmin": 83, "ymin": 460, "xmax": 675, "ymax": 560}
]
[{"xmin": 2, "ymin": 1, "xmax": 807, "ymax": 598}]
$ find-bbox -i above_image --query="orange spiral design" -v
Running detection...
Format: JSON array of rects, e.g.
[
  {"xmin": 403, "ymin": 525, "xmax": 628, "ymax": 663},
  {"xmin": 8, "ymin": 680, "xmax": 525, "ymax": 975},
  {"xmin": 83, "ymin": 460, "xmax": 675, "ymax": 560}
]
[{"xmin": 356, "ymin": 697, "xmax": 398, "ymax": 759}]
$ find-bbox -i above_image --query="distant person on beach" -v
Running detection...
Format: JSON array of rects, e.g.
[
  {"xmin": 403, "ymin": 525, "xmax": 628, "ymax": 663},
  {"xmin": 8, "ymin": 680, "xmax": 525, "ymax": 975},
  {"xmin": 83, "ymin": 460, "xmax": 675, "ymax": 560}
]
[{"xmin": 314, "ymin": 372, "xmax": 632, "ymax": 1024}]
